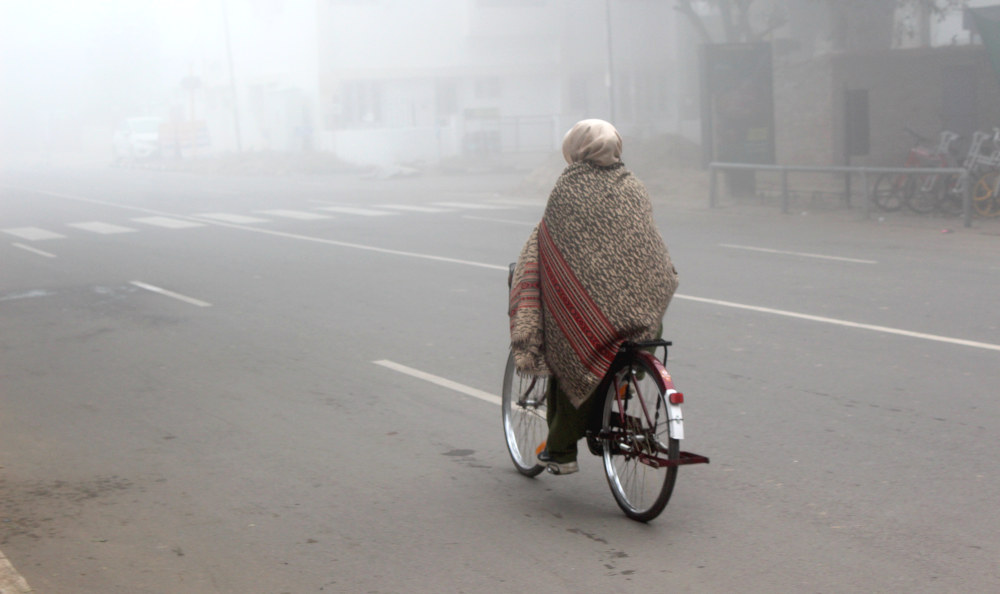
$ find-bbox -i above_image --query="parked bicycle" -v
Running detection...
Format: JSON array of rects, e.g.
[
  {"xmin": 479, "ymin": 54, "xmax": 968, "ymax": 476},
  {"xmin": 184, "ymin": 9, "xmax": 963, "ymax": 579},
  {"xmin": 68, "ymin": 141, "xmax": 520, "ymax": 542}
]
[
  {"xmin": 501, "ymin": 264, "xmax": 708, "ymax": 522},
  {"xmin": 966, "ymin": 128, "xmax": 1000, "ymax": 217},
  {"xmin": 873, "ymin": 126, "xmax": 1000, "ymax": 217},
  {"xmin": 872, "ymin": 127, "xmax": 960, "ymax": 214},
  {"xmin": 915, "ymin": 127, "xmax": 1000, "ymax": 217}
]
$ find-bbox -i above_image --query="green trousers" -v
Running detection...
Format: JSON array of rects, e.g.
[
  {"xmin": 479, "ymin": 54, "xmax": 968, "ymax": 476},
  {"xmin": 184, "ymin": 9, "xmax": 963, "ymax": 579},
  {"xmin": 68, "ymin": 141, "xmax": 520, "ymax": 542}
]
[
  {"xmin": 544, "ymin": 378, "xmax": 598, "ymax": 464},
  {"xmin": 544, "ymin": 324, "xmax": 663, "ymax": 464}
]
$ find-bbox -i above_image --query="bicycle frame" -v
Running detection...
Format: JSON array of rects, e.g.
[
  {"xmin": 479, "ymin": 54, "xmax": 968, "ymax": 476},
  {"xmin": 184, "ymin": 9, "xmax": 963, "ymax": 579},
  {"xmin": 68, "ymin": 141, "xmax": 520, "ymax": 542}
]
[{"xmin": 592, "ymin": 340, "xmax": 708, "ymax": 469}]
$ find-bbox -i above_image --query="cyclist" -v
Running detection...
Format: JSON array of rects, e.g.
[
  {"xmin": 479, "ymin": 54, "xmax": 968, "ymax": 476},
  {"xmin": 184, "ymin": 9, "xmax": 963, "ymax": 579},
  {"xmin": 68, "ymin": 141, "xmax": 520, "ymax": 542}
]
[{"xmin": 508, "ymin": 119, "xmax": 678, "ymax": 475}]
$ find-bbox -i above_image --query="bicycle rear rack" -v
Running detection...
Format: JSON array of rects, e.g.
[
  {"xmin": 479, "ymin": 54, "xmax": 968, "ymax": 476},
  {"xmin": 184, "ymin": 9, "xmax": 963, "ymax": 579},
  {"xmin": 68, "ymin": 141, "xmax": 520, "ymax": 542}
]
[{"xmin": 593, "ymin": 428, "xmax": 710, "ymax": 467}]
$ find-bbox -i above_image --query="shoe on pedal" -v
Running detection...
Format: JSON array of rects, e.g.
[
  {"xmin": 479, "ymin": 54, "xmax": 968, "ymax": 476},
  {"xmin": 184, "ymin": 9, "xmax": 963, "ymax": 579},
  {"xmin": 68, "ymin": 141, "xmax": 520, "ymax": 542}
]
[{"xmin": 537, "ymin": 449, "xmax": 578, "ymax": 475}]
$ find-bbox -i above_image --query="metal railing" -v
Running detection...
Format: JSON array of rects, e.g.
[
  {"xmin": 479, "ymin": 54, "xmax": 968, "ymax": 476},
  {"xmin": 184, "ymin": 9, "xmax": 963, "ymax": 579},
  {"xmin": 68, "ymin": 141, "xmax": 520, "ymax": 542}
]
[{"xmin": 708, "ymin": 162, "xmax": 973, "ymax": 227}]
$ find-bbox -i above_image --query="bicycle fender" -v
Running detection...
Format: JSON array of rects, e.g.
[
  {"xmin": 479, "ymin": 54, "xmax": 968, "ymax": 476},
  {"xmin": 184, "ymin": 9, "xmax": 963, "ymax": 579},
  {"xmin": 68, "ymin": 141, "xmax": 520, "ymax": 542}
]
[
  {"xmin": 636, "ymin": 350, "xmax": 685, "ymax": 441},
  {"xmin": 665, "ymin": 389, "xmax": 684, "ymax": 440}
]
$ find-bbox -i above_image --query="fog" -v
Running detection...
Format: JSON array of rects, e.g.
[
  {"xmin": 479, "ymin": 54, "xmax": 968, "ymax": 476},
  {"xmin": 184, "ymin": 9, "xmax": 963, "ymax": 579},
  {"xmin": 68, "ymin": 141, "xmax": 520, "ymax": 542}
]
[
  {"xmin": 0, "ymin": 1, "xmax": 993, "ymax": 173},
  {"xmin": 0, "ymin": 0, "xmax": 699, "ymax": 172}
]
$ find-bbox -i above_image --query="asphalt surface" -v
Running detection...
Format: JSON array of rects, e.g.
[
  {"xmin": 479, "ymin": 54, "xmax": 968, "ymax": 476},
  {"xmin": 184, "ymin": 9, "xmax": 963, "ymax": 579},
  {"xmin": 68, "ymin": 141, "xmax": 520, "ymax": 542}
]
[{"xmin": 1, "ymin": 163, "xmax": 999, "ymax": 592}]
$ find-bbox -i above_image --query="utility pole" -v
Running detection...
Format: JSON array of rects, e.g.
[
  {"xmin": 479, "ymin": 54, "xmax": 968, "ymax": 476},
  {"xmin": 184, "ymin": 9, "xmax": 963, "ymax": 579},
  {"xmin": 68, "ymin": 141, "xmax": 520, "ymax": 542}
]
[{"xmin": 222, "ymin": 0, "xmax": 242, "ymax": 153}]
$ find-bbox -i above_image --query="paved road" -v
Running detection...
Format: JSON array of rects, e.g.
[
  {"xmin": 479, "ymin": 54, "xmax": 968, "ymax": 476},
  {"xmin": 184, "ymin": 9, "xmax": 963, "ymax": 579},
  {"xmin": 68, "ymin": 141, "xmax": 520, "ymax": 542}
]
[{"xmin": 1, "ymin": 165, "xmax": 998, "ymax": 593}]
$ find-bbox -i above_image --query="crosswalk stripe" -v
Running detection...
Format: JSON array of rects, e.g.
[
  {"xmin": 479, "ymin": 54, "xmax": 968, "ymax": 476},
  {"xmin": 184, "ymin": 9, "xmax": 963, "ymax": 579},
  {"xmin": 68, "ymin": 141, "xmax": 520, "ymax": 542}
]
[
  {"xmin": 315, "ymin": 206, "xmax": 396, "ymax": 216},
  {"xmin": 255, "ymin": 209, "xmax": 332, "ymax": 220},
  {"xmin": 2, "ymin": 227, "xmax": 66, "ymax": 240},
  {"xmin": 133, "ymin": 216, "xmax": 205, "ymax": 229},
  {"xmin": 376, "ymin": 204, "xmax": 454, "ymax": 213},
  {"xmin": 196, "ymin": 213, "xmax": 270, "ymax": 224},
  {"xmin": 431, "ymin": 201, "xmax": 510, "ymax": 210},
  {"xmin": 67, "ymin": 221, "xmax": 137, "ymax": 234}
]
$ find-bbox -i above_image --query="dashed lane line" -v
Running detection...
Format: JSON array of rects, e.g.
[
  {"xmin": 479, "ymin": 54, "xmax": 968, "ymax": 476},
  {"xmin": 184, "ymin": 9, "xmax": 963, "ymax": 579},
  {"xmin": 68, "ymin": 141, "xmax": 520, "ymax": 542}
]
[
  {"xmin": 133, "ymin": 216, "xmax": 206, "ymax": 229},
  {"xmin": 674, "ymin": 294, "xmax": 1000, "ymax": 352},
  {"xmin": 254, "ymin": 209, "xmax": 332, "ymax": 220},
  {"xmin": 374, "ymin": 360, "xmax": 501, "ymax": 406},
  {"xmin": 196, "ymin": 212, "xmax": 270, "ymax": 224},
  {"xmin": 11, "ymin": 186, "xmax": 998, "ymax": 352},
  {"xmin": 0, "ymin": 548, "xmax": 32, "ymax": 594},
  {"xmin": 461, "ymin": 215, "xmax": 535, "ymax": 226},
  {"xmin": 2, "ymin": 226, "xmax": 66, "ymax": 240},
  {"xmin": 431, "ymin": 201, "xmax": 510, "ymax": 210},
  {"xmin": 720, "ymin": 243, "xmax": 878, "ymax": 264},
  {"xmin": 66, "ymin": 221, "xmax": 137, "ymax": 234},
  {"xmin": 129, "ymin": 281, "xmax": 212, "ymax": 308},
  {"xmin": 375, "ymin": 204, "xmax": 455, "ymax": 213},
  {"xmin": 315, "ymin": 206, "xmax": 396, "ymax": 216},
  {"xmin": 12, "ymin": 242, "xmax": 57, "ymax": 258}
]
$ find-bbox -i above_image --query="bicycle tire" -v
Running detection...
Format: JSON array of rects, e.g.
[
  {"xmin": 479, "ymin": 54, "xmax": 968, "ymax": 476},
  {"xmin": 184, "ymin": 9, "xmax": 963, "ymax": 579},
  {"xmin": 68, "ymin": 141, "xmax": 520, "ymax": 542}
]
[
  {"xmin": 600, "ymin": 353, "xmax": 679, "ymax": 522},
  {"xmin": 936, "ymin": 174, "xmax": 964, "ymax": 217},
  {"xmin": 871, "ymin": 174, "xmax": 907, "ymax": 212},
  {"xmin": 973, "ymin": 169, "xmax": 1000, "ymax": 217},
  {"xmin": 905, "ymin": 173, "xmax": 939, "ymax": 214},
  {"xmin": 501, "ymin": 350, "xmax": 547, "ymax": 477}
]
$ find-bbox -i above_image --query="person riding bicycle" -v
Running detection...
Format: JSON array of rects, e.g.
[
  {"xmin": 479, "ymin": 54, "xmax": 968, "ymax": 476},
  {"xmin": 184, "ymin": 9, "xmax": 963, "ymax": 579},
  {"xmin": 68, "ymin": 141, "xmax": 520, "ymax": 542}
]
[{"xmin": 508, "ymin": 119, "xmax": 678, "ymax": 475}]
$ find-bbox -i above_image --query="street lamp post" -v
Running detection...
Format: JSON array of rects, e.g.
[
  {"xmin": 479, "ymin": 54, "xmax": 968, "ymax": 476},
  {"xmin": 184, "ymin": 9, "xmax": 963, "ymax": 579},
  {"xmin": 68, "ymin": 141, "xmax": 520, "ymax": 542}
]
[{"xmin": 222, "ymin": 0, "xmax": 242, "ymax": 153}]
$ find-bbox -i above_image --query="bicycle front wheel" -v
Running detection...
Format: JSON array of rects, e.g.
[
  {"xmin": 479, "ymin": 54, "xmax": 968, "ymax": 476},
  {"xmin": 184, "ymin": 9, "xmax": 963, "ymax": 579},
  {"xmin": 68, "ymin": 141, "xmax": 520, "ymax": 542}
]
[
  {"xmin": 501, "ymin": 351, "xmax": 547, "ymax": 477},
  {"xmin": 973, "ymin": 169, "xmax": 1000, "ymax": 217},
  {"xmin": 872, "ymin": 174, "xmax": 907, "ymax": 212},
  {"xmin": 601, "ymin": 355, "xmax": 679, "ymax": 522}
]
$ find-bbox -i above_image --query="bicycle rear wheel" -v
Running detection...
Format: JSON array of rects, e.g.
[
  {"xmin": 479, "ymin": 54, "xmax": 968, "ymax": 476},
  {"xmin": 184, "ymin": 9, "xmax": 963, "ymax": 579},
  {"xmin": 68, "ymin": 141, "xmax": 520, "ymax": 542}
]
[
  {"xmin": 501, "ymin": 351, "xmax": 547, "ymax": 477},
  {"xmin": 600, "ymin": 355, "xmax": 679, "ymax": 522}
]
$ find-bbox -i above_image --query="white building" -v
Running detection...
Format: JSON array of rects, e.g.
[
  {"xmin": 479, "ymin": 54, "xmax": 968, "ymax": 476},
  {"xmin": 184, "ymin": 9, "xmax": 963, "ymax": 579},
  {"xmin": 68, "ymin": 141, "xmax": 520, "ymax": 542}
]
[{"xmin": 316, "ymin": 0, "xmax": 687, "ymax": 166}]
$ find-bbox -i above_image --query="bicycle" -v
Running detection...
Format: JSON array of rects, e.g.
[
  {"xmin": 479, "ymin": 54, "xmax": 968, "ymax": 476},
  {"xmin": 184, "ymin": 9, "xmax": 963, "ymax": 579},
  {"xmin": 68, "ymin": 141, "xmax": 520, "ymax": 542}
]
[
  {"xmin": 966, "ymin": 128, "xmax": 1000, "ymax": 217},
  {"xmin": 925, "ymin": 127, "xmax": 1000, "ymax": 218},
  {"xmin": 501, "ymin": 265, "xmax": 709, "ymax": 522},
  {"xmin": 871, "ymin": 128, "xmax": 959, "ymax": 214}
]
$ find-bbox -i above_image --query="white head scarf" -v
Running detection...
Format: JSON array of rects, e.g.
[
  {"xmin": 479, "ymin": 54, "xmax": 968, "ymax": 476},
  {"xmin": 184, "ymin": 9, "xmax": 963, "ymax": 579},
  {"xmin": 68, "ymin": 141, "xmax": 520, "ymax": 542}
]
[{"xmin": 561, "ymin": 119, "xmax": 623, "ymax": 166}]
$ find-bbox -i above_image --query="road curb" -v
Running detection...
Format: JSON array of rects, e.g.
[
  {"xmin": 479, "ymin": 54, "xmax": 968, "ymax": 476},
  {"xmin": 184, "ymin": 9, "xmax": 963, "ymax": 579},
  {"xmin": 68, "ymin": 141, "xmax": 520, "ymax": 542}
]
[{"xmin": 0, "ymin": 549, "xmax": 32, "ymax": 593}]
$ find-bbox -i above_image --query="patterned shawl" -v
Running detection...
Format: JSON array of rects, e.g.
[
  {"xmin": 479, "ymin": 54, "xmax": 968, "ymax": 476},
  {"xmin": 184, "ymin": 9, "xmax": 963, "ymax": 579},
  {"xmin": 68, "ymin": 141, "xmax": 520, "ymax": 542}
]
[{"xmin": 509, "ymin": 161, "xmax": 678, "ymax": 407}]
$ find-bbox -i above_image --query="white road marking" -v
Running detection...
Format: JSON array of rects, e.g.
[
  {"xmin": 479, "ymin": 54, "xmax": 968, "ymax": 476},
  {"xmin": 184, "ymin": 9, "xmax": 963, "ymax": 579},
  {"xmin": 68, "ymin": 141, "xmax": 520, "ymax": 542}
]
[
  {"xmin": 255, "ymin": 209, "xmax": 332, "ymax": 220},
  {"xmin": 0, "ymin": 549, "xmax": 33, "ymax": 594},
  {"xmin": 14, "ymin": 186, "xmax": 996, "ymax": 352},
  {"xmin": 376, "ymin": 204, "xmax": 455, "ymax": 213},
  {"xmin": 720, "ymin": 243, "xmax": 877, "ymax": 264},
  {"xmin": 487, "ymin": 198, "xmax": 544, "ymax": 207},
  {"xmin": 674, "ymin": 294, "xmax": 1000, "ymax": 352},
  {"xmin": 315, "ymin": 206, "xmax": 396, "ymax": 216},
  {"xmin": 129, "ymin": 281, "xmax": 212, "ymax": 307},
  {"xmin": 67, "ymin": 221, "xmax": 137, "ymax": 234},
  {"xmin": 133, "ymin": 216, "xmax": 205, "ymax": 229},
  {"xmin": 2, "ymin": 226, "xmax": 65, "ymax": 240},
  {"xmin": 432, "ymin": 201, "xmax": 510, "ymax": 210},
  {"xmin": 462, "ymin": 215, "xmax": 535, "ymax": 226},
  {"xmin": 0, "ymin": 289, "xmax": 55, "ymax": 301},
  {"xmin": 374, "ymin": 360, "xmax": 501, "ymax": 406},
  {"xmin": 12, "ymin": 242, "xmax": 56, "ymax": 258},
  {"xmin": 196, "ymin": 213, "xmax": 270, "ymax": 224}
]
